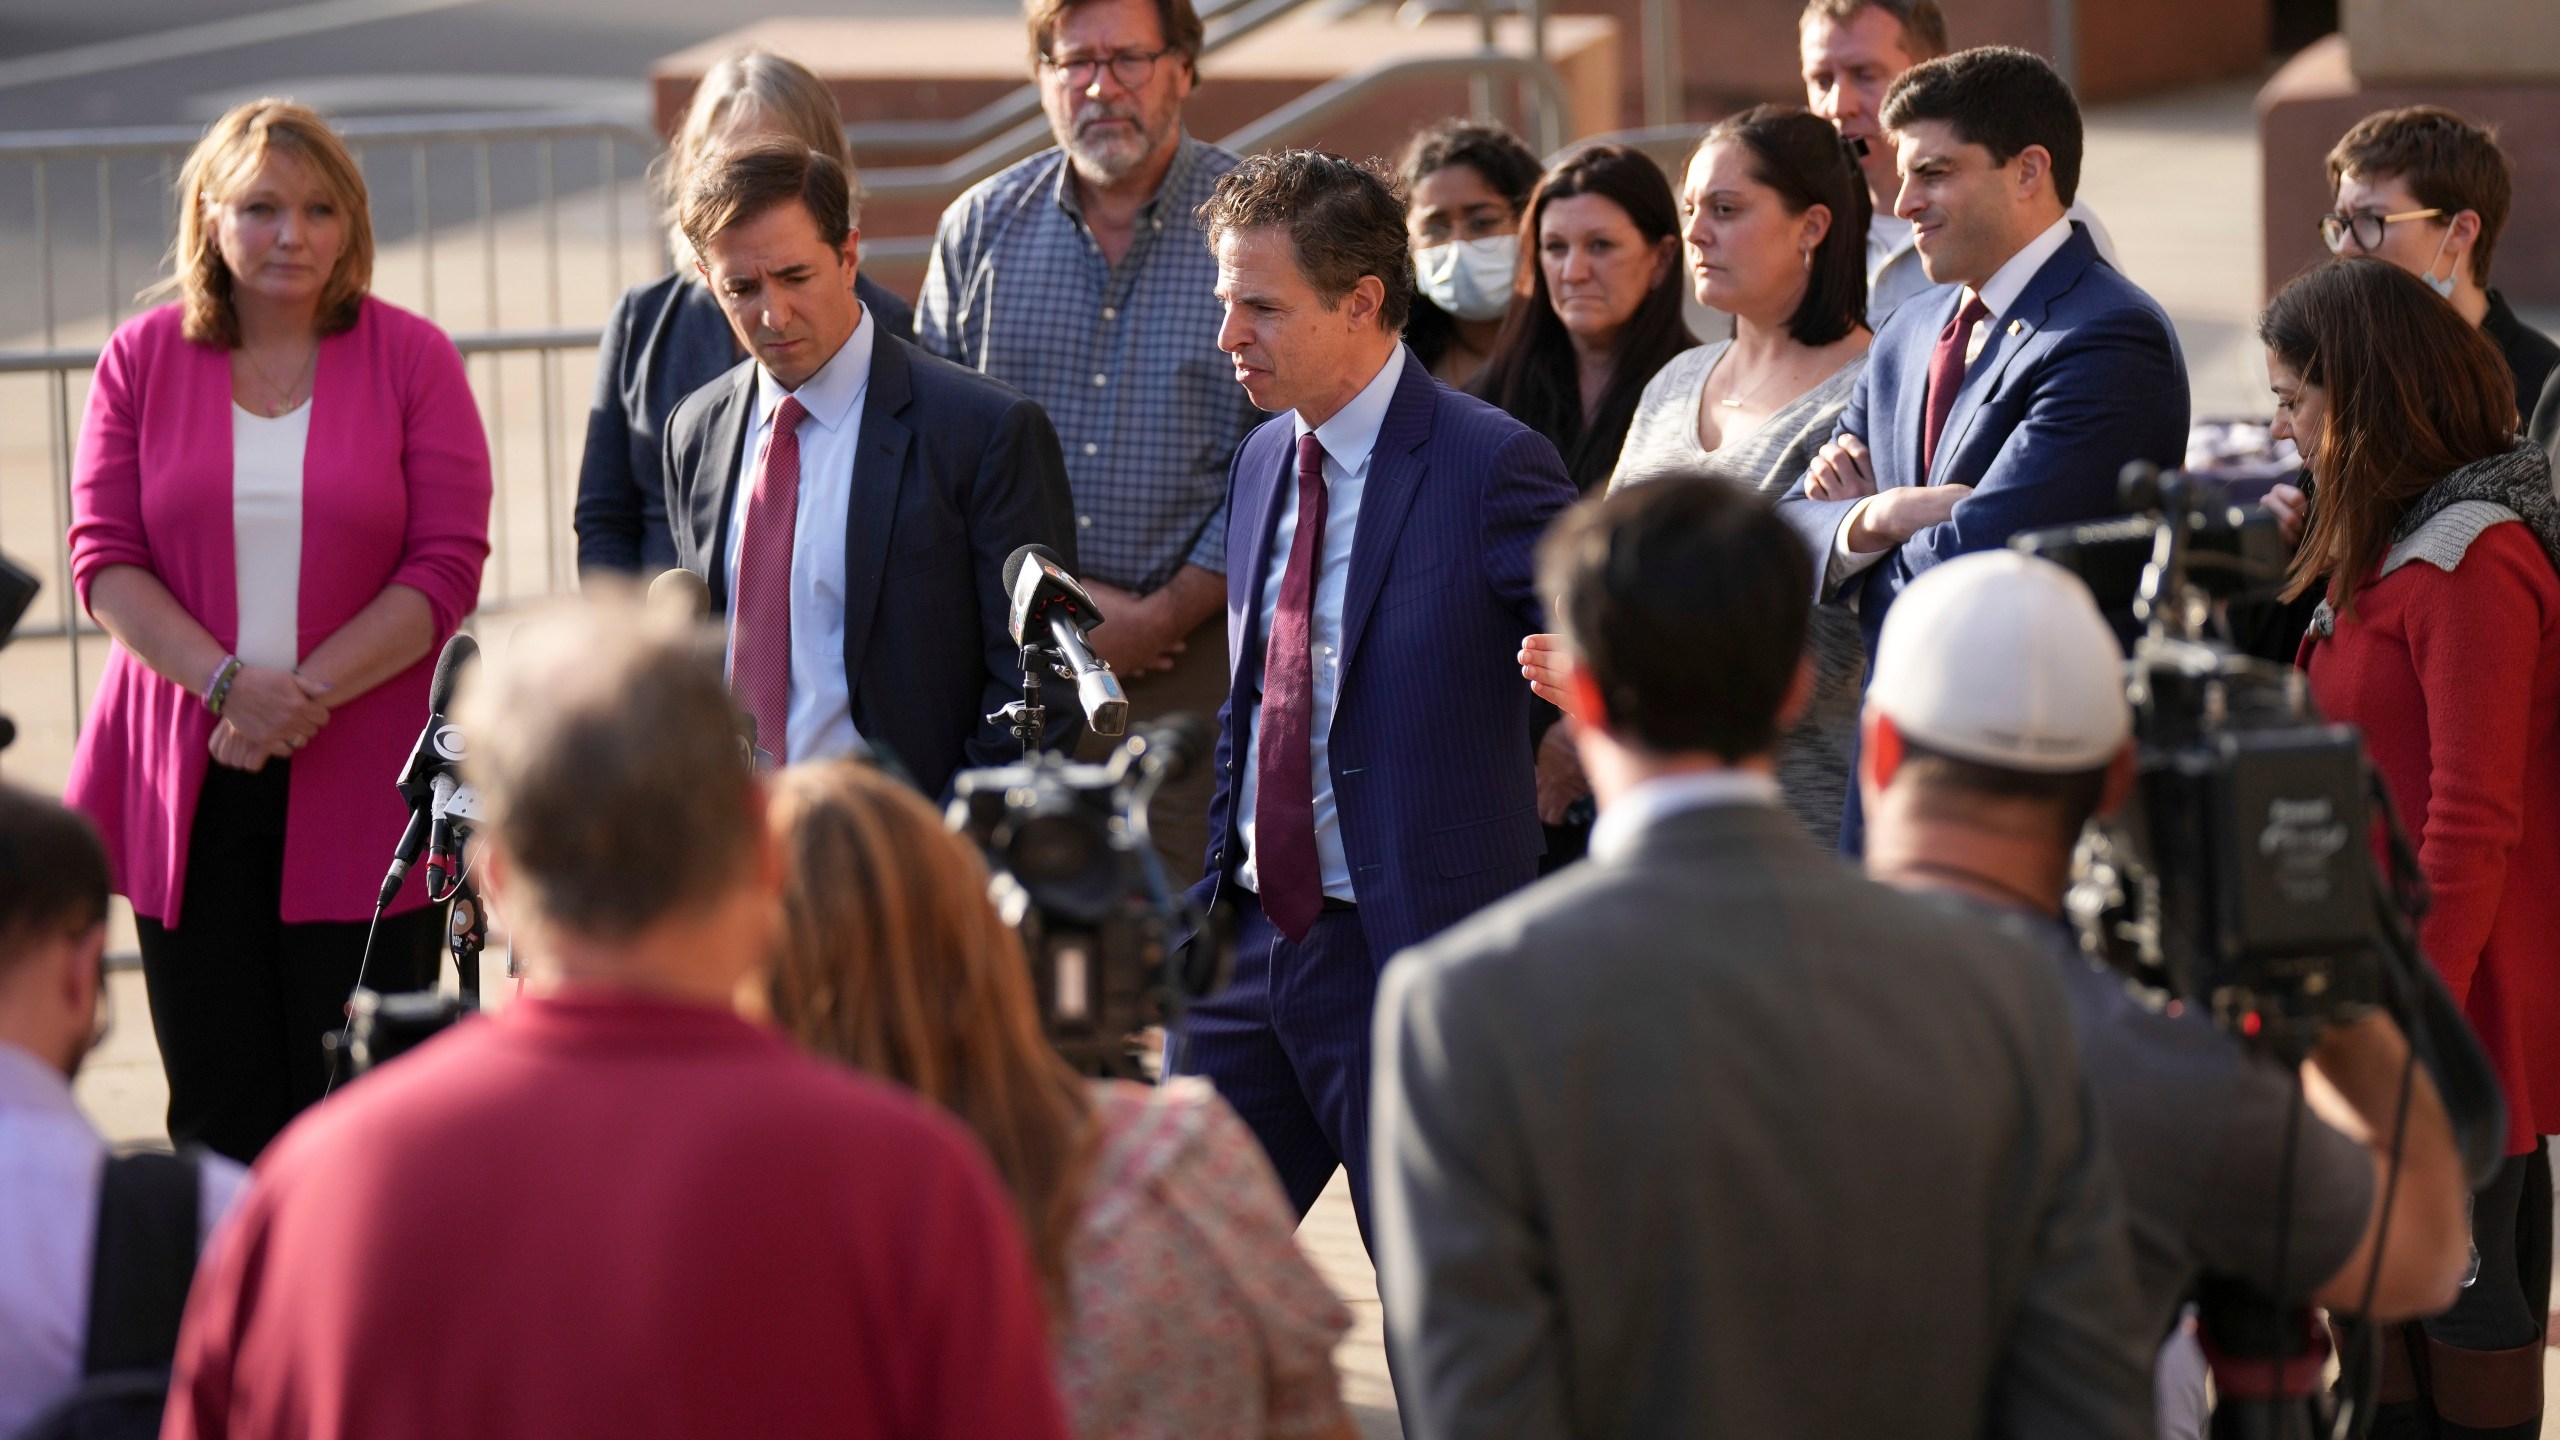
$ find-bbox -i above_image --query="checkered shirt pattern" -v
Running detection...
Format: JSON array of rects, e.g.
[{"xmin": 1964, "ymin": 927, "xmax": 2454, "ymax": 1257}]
[{"xmin": 917, "ymin": 136, "xmax": 1255, "ymax": 592}]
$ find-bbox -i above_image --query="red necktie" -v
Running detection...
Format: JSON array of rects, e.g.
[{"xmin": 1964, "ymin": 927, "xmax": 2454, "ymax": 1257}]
[
  {"xmin": 1255, "ymin": 433, "xmax": 1329, "ymax": 942},
  {"xmin": 731, "ymin": 394, "xmax": 807, "ymax": 766},
  {"xmin": 1920, "ymin": 293, "xmax": 1992, "ymax": 478}
]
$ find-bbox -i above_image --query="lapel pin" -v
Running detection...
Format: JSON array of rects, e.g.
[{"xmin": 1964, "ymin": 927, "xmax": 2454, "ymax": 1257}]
[{"xmin": 2008, "ymin": 319, "xmax": 2024, "ymax": 336}]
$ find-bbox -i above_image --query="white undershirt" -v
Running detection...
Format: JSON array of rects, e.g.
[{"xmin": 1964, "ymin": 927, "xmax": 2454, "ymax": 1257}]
[{"xmin": 232, "ymin": 402, "xmax": 308, "ymax": 670}]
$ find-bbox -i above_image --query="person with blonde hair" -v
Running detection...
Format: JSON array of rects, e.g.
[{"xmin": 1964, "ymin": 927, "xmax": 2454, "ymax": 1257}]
[
  {"xmin": 63, "ymin": 98, "xmax": 490, "ymax": 1162},
  {"xmin": 574, "ymin": 48, "xmax": 913, "ymax": 577},
  {"xmin": 765, "ymin": 760, "xmax": 1359, "ymax": 1440}
]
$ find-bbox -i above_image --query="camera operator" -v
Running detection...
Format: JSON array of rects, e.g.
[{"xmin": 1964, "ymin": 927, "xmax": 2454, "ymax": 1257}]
[
  {"xmin": 2266, "ymin": 257, "xmax": 2560, "ymax": 1440},
  {"xmin": 1377, "ymin": 479, "xmax": 2154, "ymax": 1440},
  {"xmin": 163, "ymin": 598, "xmax": 1071, "ymax": 1440},
  {"xmin": 1859, "ymin": 551, "xmax": 2470, "ymax": 1439},
  {"xmin": 0, "ymin": 783, "xmax": 246, "ymax": 1438}
]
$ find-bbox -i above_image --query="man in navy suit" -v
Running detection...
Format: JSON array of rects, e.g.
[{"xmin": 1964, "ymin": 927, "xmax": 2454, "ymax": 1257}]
[
  {"xmin": 1174, "ymin": 150, "xmax": 1577, "ymax": 1244},
  {"xmin": 1775, "ymin": 45, "xmax": 2188, "ymax": 851},
  {"xmin": 660, "ymin": 139, "xmax": 1080, "ymax": 797}
]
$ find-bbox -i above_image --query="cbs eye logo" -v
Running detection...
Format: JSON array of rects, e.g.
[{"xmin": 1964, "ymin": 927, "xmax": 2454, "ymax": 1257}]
[{"xmin": 432, "ymin": 724, "xmax": 466, "ymax": 764}]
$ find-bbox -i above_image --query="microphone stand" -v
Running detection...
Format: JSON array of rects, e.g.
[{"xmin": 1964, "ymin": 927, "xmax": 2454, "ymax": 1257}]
[
  {"xmin": 997, "ymin": 641, "xmax": 1052, "ymax": 759},
  {"xmin": 435, "ymin": 818, "xmax": 487, "ymax": 1006}
]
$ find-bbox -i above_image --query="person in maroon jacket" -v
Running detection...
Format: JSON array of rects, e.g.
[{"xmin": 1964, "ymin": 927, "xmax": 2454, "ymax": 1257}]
[
  {"xmin": 163, "ymin": 597, "xmax": 1073, "ymax": 1440},
  {"xmin": 2265, "ymin": 257, "xmax": 2560, "ymax": 1440}
]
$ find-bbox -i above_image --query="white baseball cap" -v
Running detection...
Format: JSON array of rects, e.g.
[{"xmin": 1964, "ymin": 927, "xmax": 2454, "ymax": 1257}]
[{"xmin": 1866, "ymin": 551, "xmax": 2131, "ymax": 773}]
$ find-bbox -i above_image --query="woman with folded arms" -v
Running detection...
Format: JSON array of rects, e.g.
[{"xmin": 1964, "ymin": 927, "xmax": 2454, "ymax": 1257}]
[
  {"xmin": 573, "ymin": 48, "xmax": 914, "ymax": 577},
  {"xmin": 763, "ymin": 761, "xmax": 1358, "ymax": 1440},
  {"xmin": 2266, "ymin": 255, "xmax": 2560, "ymax": 1440},
  {"xmin": 66, "ymin": 99, "xmax": 490, "ymax": 1162}
]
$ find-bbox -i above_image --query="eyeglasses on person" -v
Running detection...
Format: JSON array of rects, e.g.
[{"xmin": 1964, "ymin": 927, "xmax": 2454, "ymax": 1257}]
[
  {"xmin": 1039, "ymin": 46, "xmax": 1178, "ymax": 90},
  {"xmin": 2318, "ymin": 206, "xmax": 2446, "ymax": 254}
]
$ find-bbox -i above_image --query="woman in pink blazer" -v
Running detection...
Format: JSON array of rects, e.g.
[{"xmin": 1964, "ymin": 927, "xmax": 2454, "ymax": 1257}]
[{"xmin": 66, "ymin": 100, "xmax": 490, "ymax": 1162}]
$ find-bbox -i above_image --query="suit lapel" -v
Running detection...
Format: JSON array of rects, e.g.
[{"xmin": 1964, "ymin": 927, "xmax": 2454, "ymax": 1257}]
[
  {"xmin": 1928, "ymin": 227, "xmax": 2097, "ymax": 484},
  {"xmin": 1335, "ymin": 351, "xmax": 1434, "ymax": 678},
  {"xmin": 1891, "ymin": 287, "xmax": 1959, "ymax": 490},
  {"xmin": 700, "ymin": 365, "xmax": 758, "ymax": 608},
  {"xmin": 840, "ymin": 333, "xmax": 915, "ymax": 691},
  {"xmin": 1231, "ymin": 429, "xmax": 1292, "ymax": 686}
]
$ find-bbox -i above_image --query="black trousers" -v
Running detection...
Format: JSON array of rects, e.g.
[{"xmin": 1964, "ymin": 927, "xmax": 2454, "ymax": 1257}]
[{"xmin": 133, "ymin": 761, "xmax": 442, "ymax": 1164}]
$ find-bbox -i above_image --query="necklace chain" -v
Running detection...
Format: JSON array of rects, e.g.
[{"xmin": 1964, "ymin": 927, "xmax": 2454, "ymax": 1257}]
[{"xmin": 240, "ymin": 340, "xmax": 317, "ymax": 417}]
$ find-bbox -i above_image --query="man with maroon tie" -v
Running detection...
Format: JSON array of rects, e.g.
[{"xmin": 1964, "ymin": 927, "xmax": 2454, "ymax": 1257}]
[
  {"xmin": 661, "ymin": 138, "xmax": 1079, "ymax": 795},
  {"xmin": 1176, "ymin": 151, "xmax": 1576, "ymax": 1246},
  {"xmin": 1774, "ymin": 46, "xmax": 2187, "ymax": 852}
]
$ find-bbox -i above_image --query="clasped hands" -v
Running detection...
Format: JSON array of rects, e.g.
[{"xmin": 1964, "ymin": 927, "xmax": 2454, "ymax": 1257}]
[
  {"xmin": 1079, "ymin": 578, "xmax": 1189, "ymax": 676},
  {"xmin": 208, "ymin": 666, "xmax": 332, "ymax": 772},
  {"xmin": 1804, "ymin": 434, "xmax": 1973, "ymax": 553}
]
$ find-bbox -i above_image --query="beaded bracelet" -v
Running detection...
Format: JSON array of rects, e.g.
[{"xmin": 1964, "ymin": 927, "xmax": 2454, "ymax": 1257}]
[{"xmin": 204, "ymin": 654, "xmax": 244, "ymax": 717}]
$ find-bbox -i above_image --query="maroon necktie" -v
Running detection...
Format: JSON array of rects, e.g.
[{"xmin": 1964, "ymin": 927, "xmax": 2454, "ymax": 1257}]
[
  {"xmin": 1920, "ymin": 293, "xmax": 1992, "ymax": 478},
  {"xmin": 730, "ymin": 394, "xmax": 807, "ymax": 766},
  {"xmin": 1255, "ymin": 433, "xmax": 1329, "ymax": 942}
]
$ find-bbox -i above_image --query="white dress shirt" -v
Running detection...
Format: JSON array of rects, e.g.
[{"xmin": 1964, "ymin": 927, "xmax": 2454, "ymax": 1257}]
[
  {"xmin": 1832, "ymin": 213, "xmax": 2084, "ymax": 587},
  {"xmin": 1865, "ymin": 200, "xmax": 2121, "ymax": 328},
  {"xmin": 232, "ymin": 402, "xmax": 309, "ymax": 671},
  {"xmin": 1588, "ymin": 767, "xmax": 1783, "ymax": 863},
  {"xmin": 723, "ymin": 309, "xmax": 874, "ymax": 764},
  {"xmin": 0, "ymin": 1043, "xmax": 246, "ymax": 1438},
  {"xmin": 1237, "ymin": 344, "xmax": 1407, "ymax": 904}
]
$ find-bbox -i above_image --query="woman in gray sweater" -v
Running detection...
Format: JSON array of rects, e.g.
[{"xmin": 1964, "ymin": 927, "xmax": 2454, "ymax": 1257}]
[{"xmin": 1546, "ymin": 106, "xmax": 1874, "ymax": 840}]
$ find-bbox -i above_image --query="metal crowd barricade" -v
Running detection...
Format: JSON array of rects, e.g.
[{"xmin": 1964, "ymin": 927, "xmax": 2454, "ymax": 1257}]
[{"xmin": 0, "ymin": 112, "xmax": 661, "ymax": 757}]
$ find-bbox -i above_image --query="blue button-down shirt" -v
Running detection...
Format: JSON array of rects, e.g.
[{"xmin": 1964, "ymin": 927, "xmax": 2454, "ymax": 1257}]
[
  {"xmin": 723, "ymin": 312, "xmax": 874, "ymax": 764},
  {"xmin": 1236, "ymin": 344, "xmax": 1407, "ymax": 903},
  {"xmin": 917, "ymin": 135, "xmax": 1255, "ymax": 593}
]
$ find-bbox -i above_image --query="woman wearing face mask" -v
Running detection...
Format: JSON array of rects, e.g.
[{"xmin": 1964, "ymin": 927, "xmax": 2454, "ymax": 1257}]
[
  {"xmin": 1472, "ymin": 144, "xmax": 1694, "ymax": 496},
  {"xmin": 2265, "ymin": 256, "xmax": 2560, "ymax": 1440},
  {"xmin": 1604, "ymin": 105, "xmax": 1871, "ymax": 840},
  {"xmin": 1399, "ymin": 120, "xmax": 1541, "ymax": 389},
  {"xmin": 573, "ymin": 49, "xmax": 915, "ymax": 577}
]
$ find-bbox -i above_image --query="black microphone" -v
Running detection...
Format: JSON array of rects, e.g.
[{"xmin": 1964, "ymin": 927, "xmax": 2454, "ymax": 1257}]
[
  {"xmin": 1003, "ymin": 544, "xmax": 1127, "ymax": 736},
  {"xmin": 379, "ymin": 633, "xmax": 477, "ymax": 907}
]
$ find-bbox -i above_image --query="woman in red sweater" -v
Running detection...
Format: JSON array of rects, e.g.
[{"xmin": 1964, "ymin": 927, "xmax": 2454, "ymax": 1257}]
[{"xmin": 2265, "ymin": 256, "xmax": 2560, "ymax": 1439}]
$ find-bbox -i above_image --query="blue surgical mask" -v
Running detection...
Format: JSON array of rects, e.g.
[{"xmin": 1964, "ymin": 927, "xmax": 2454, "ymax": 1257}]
[{"xmin": 1414, "ymin": 234, "xmax": 1520, "ymax": 323}]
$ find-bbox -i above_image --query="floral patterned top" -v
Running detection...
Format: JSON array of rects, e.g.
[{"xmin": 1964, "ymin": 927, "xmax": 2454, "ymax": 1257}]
[{"xmin": 1058, "ymin": 1078, "xmax": 1354, "ymax": 1439}]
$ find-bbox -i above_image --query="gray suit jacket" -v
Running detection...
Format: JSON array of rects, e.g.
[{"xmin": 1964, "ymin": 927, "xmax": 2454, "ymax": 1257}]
[{"xmin": 1371, "ymin": 799, "xmax": 2154, "ymax": 1440}]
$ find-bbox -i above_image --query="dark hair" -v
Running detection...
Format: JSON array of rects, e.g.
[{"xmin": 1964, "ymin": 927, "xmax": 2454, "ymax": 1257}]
[
  {"xmin": 1894, "ymin": 737, "xmax": 2109, "ymax": 847},
  {"xmin": 1399, "ymin": 117, "xmax": 1543, "ymax": 207},
  {"xmin": 1474, "ymin": 144, "xmax": 1696, "ymax": 493},
  {"xmin": 1696, "ymin": 104, "xmax": 1871, "ymax": 346},
  {"xmin": 679, "ymin": 137, "xmax": 853, "ymax": 256},
  {"xmin": 1199, "ymin": 149, "xmax": 1413, "ymax": 333},
  {"xmin": 0, "ymin": 784, "xmax": 111, "ymax": 969},
  {"xmin": 1880, "ymin": 46, "xmax": 2082, "ymax": 207},
  {"xmin": 1798, "ymin": 0, "xmax": 1949, "ymax": 60},
  {"xmin": 1027, "ymin": 0, "xmax": 1206, "ymax": 70},
  {"xmin": 2326, "ymin": 106, "xmax": 2511, "ymax": 288},
  {"xmin": 1540, "ymin": 477, "xmax": 1811, "ymax": 760},
  {"xmin": 2257, "ymin": 258, "xmax": 2518, "ymax": 617},
  {"xmin": 1398, "ymin": 119, "xmax": 1544, "ymax": 371}
]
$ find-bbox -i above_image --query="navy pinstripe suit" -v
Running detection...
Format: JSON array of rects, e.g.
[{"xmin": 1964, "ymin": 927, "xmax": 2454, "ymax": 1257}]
[{"xmin": 1175, "ymin": 346, "xmax": 1576, "ymax": 1241}]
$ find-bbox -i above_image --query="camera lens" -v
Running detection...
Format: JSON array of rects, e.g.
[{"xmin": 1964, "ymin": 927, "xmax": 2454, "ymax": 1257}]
[{"xmin": 1008, "ymin": 813, "xmax": 1104, "ymax": 882}]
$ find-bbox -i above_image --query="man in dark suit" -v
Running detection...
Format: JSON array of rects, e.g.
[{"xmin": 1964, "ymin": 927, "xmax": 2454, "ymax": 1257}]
[
  {"xmin": 1373, "ymin": 479, "xmax": 2155, "ymax": 1440},
  {"xmin": 661, "ymin": 139, "xmax": 1079, "ymax": 796},
  {"xmin": 1174, "ymin": 150, "xmax": 1576, "ymax": 1243},
  {"xmin": 1776, "ymin": 45, "xmax": 2188, "ymax": 850}
]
